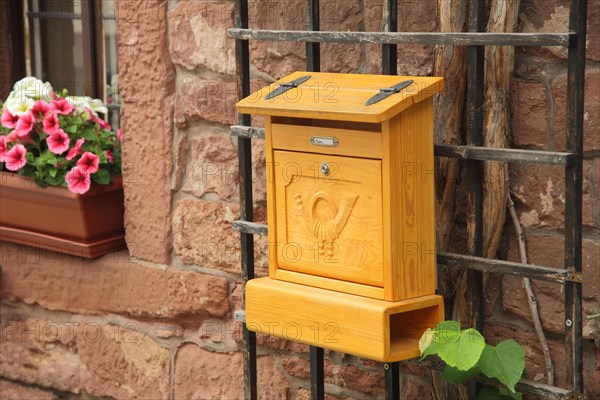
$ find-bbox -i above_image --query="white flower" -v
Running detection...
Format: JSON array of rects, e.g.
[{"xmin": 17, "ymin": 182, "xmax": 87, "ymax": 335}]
[
  {"xmin": 68, "ymin": 96, "xmax": 90, "ymax": 113},
  {"xmin": 11, "ymin": 77, "xmax": 53, "ymax": 101},
  {"xmin": 68, "ymin": 96, "xmax": 108, "ymax": 116},
  {"xmin": 3, "ymin": 95, "xmax": 34, "ymax": 116},
  {"xmin": 88, "ymin": 99, "xmax": 108, "ymax": 115}
]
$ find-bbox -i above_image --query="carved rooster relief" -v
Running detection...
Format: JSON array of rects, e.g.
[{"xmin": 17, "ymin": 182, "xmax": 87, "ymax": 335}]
[{"xmin": 295, "ymin": 191, "xmax": 359, "ymax": 256}]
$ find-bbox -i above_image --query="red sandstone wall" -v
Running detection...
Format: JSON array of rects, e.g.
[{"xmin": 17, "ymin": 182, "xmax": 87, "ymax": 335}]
[{"xmin": 1, "ymin": 0, "xmax": 598, "ymax": 399}]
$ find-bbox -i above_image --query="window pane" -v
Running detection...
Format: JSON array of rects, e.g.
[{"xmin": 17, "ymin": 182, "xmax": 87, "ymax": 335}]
[
  {"xmin": 102, "ymin": 0, "xmax": 119, "ymax": 128},
  {"xmin": 29, "ymin": 0, "xmax": 86, "ymax": 96}
]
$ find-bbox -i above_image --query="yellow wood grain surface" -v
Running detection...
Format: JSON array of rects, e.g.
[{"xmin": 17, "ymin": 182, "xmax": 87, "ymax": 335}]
[
  {"xmin": 274, "ymin": 269, "xmax": 384, "ymax": 299},
  {"xmin": 382, "ymin": 98, "xmax": 437, "ymax": 300},
  {"xmin": 273, "ymin": 150, "xmax": 384, "ymax": 287},
  {"xmin": 246, "ymin": 277, "xmax": 444, "ymax": 362},
  {"xmin": 271, "ymin": 123, "xmax": 383, "ymax": 159},
  {"xmin": 237, "ymin": 72, "xmax": 444, "ymax": 123}
]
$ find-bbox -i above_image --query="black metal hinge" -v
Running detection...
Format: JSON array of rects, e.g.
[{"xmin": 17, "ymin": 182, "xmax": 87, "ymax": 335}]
[
  {"xmin": 365, "ymin": 79, "xmax": 414, "ymax": 106},
  {"xmin": 265, "ymin": 75, "xmax": 311, "ymax": 99}
]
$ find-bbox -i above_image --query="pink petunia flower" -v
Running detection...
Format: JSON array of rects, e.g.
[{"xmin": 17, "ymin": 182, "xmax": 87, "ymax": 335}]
[
  {"xmin": 105, "ymin": 149, "xmax": 114, "ymax": 163},
  {"xmin": 85, "ymin": 107, "xmax": 111, "ymax": 130},
  {"xmin": 0, "ymin": 136, "xmax": 7, "ymax": 162},
  {"xmin": 4, "ymin": 144, "xmax": 27, "ymax": 171},
  {"xmin": 46, "ymin": 129, "xmax": 70, "ymax": 154},
  {"xmin": 30, "ymin": 100, "xmax": 51, "ymax": 118},
  {"xmin": 65, "ymin": 166, "xmax": 91, "ymax": 194},
  {"xmin": 4, "ymin": 131, "xmax": 18, "ymax": 143},
  {"xmin": 76, "ymin": 151, "xmax": 100, "ymax": 174},
  {"xmin": 13, "ymin": 111, "xmax": 36, "ymax": 138},
  {"xmin": 50, "ymin": 98, "xmax": 75, "ymax": 115},
  {"xmin": 117, "ymin": 128, "xmax": 123, "ymax": 141},
  {"xmin": 66, "ymin": 138, "xmax": 85, "ymax": 161},
  {"xmin": 1, "ymin": 109, "xmax": 19, "ymax": 129},
  {"xmin": 42, "ymin": 111, "xmax": 60, "ymax": 135}
]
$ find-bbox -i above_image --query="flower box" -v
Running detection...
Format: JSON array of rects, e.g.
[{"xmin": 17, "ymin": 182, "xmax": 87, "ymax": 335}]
[{"xmin": 0, "ymin": 171, "xmax": 126, "ymax": 258}]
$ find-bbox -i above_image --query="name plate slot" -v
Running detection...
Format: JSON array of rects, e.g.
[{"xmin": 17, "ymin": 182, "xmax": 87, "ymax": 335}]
[{"xmin": 310, "ymin": 136, "xmax": 339, "ymax": 147}]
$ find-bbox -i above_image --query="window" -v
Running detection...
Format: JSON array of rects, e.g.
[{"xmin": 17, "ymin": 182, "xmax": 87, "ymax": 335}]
[{"xmin": 6, "ymin": 0, "xmax": 120, "ymax": 127}]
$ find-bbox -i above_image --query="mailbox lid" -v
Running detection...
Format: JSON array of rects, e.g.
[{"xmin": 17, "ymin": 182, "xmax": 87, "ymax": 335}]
[
  {"xmin": 236, "ymin": 72, "xmax": 444, "ymax": 123},
  {"xmin": 273, "ymin": 150, "xmax": 384, "ymax": 287}
]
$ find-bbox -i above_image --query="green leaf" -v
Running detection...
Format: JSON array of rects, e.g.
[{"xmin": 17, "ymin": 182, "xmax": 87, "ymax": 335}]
[
  {"xmin": 478, "ymin": 341, "xmax": 525, "ymax": 393},
  {"xmin": 435, "ymin": 321, "xmax": 461, "ymax": 336},
  {"xmin": 48, "ymin": 167, "xmax": 58, "ymax": 178},
  {"xmin": 26, "ymin": 152, "xmax": 34, "ymax": 163},
  {"xmin": 82, "ymin": 129, "xmax": 98, "ymax": 140},
  {"xmin": 441, "ymin": 365, "xmax": 480, "ymax": 384},
  {"xmin": 91, "ymin": 168, "xmax": 110, "ymax": 185},
  {"xmin": 420, "ymin": 321, "xmax": 461, "ymax": 360},
  {"xmin": 45, "ymin": 173, "xmax": 66, "ymax": 186},
  {"xmin": 437, "ymin": 328, "xmax": 485, "ymax": 371},
  {"xmin": 498, "ymin": 388, "xmax": 522, "ymax": 400},
  {"xmin": 65, "ymin": 124, "xmax": 79, "ymax": 134},
  {"xmin": 419, "ymin": 328, "xmax": 435, "ymax": 355},
  {"xmin": 476, "ymin": 385, "xmax": 522, "ymax": 400}
]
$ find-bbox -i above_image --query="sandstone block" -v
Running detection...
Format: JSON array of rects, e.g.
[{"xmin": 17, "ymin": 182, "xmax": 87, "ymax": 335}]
[
  {"xmin": 179, "ymin": 77, "xmax": 238, "ymax": 125},
  {"xmin": 511, "ymin": 79, "xmax": 549, "ymax": 149},
  {"xmin": 0, "ymin": 245, "xmax": 231, "ymax": 319},
  {"xmin": 117, "ymin": 0, "xmax": 176, "ymax": 264},
  {"xmin": 553, "ymin": 70, "xmax": 600, "ymax": 152},
  {"xmin": 181, "ymin": 129, "xmax": 239, "ymax": 200},
  {"xmin": 77, "ymin": 324, "xmax": 170, "ymax": 399},
  {"xmin": 169, "ymin": 1, "xmax": 235, "ymax": 74},
  {"xmin": 0, "ymin": 320, "xmax": 80, "ymax": 393},
  {"xmin": 0, "ymin": 379, "xmax": 57, "ymax": 400},
  {"xmin": 172, "ymin": 198, "xmax": 241, "ymax": 274},
  {"xmin": 174, "ymin": 345, "xmax": 288, "ymax": 399}
]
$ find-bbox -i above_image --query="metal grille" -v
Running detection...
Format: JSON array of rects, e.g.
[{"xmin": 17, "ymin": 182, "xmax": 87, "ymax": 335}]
[{"xmin": 229, "ymin": 1, "xmax": 587, "ymax": 398}]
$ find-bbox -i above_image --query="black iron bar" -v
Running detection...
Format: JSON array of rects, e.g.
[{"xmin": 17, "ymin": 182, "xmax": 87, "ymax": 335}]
[
  {"xmin": 417, "ymin": 359, "xmax": 575, "ymax": 400},
  {"xmin": 438, "ymin": 253, "xmax": 571, "ymax": 284},
  {"xmin": 310, "ymin": 347, "xmax": 325, "ymax": 400},
  {"xmin": 466, "ymin": 1, "xmax": 485, "ymax": 399},
  {"xmin": 306, "ymin": 3, "xmax": 324, "ymax": 397},
  {"xmin": 565, "ymin": 0, "xmax": 587, "ymax": 393},
  {"xmin": 234, "ymin": 1, "xmax": 257, "ymax": 399},
  {"xmin": 384, "ymin": 362, "xmax": 400, "ymax": 400},
  {"xmin": 228, "ymin": 29, "xmax": 572, "ymax": 47},
  {"xmin": 234, "ymin": 221, "xmax": 580, "ymax": 285},
  {"xmin": 434, "ymin": 144, "xmax": 574, "ymax": 165},
  {"xmin": 230, "ymin": 126, "xmax": 574, "ymax": 165},
  {"xmin": 306, "ymin": 0, "xmax": 320, "ymax": 72},
  {"xmin": 382, "ymin": 0, "xmax": 397, "ymax": 75}
]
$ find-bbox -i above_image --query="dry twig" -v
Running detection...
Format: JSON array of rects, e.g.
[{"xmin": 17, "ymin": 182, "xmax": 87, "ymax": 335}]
[{"xmin": 507, "ymin": 193, "xmax": 555, "ymax": 385}]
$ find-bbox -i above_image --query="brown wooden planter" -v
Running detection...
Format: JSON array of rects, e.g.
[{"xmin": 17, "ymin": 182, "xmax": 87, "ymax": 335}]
[{"xmin": 0, "ymin": 171, "xmax": 126, "ymax": 258}]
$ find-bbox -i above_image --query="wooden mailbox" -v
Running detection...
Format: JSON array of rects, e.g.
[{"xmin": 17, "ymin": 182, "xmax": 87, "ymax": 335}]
[{"xmin": 237, "ymin": 72, "xmax": 445, "ymax": 362}]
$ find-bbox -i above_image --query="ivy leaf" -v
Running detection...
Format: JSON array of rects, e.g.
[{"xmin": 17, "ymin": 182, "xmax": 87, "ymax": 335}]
[
  {"xmin": 91, "ymin": 168, "xmax": 110, "ymax": 185},
  {"xmin": 419, "ymin": 328, "xmax": 435, "ymax": 355},
  {"xmin": 420, "ymin": 321, "xmax": 461, "ymax": 359},
  {"xmin": 478, "ymin": 341, "xmax": 525, "ymax": 393},
  {"xmin": 437, "ymin": 328, "xmax": 485, "ymax": 371},
  {"xmin": 476, "ymin": 385, "xmax": 522, "ymax": 400},
  {"xmin": 441, "ymin": 365, "xmax": 481, "ymax": 384}
]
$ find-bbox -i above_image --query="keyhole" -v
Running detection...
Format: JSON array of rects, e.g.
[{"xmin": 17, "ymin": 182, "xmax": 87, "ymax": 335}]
[{"xmin": 320, "ymin": 163, "xmax": 330, "ymax": 176}]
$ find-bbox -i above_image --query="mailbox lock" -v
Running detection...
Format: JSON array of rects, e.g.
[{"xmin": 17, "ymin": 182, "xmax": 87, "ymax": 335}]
[{"xmin": 320, "ymin": 163, "xmax": 330, "ymax": 176}]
